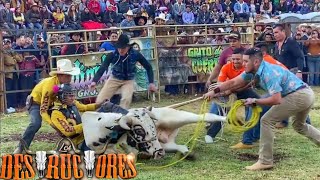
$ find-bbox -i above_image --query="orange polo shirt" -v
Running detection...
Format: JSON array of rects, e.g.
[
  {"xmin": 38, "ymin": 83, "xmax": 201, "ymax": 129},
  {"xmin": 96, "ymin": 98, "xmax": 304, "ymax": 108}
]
[
  {"xmin": 263, "ymin": 54, "xmax": 288, "ymax": 69},
  {"xmin": 218, "ymin": 55, "xmax": 288, "ymax": 82},
  {"xmin": 218, "ymin": 62, "xmax": 245, "ymax": 82}
]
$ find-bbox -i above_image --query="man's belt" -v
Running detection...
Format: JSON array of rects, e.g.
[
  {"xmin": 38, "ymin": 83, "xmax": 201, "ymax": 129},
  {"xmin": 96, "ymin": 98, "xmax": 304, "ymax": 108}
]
[{"xmin": 284, "ymin": 85, "xmax": 308, "ymax": 97}]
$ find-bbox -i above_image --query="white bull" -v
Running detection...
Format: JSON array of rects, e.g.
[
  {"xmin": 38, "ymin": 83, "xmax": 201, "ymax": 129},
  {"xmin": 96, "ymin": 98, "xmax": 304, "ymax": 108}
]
[
  {"xmin": 81, "ymin": 108, "xmax": 165, "ymax": 159},
  {"xmin": 145, "ymin": 107, "xmax": 226, "ymax": 156},
  {"xmin": 82, "ymin": 106, "xmax": 226, "ymax": 158}
]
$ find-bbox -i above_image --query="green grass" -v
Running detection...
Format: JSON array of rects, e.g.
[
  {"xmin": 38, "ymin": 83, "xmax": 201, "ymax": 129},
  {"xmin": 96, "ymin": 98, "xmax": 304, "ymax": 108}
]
[{"xmin": 1, "ymin": 88, "xmax": 320, "ymax": 180}]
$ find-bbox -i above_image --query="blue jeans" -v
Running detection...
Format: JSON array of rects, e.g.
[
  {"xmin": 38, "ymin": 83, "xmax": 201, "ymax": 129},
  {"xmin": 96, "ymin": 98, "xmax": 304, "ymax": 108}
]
[
  {"xmin": 207, "ymin": 102, "xmax": 262, "ymax": 145},
  {"xmin": 207, "ymin": 89, "xmax": 261, "ymax": 144},
  {"xmin": 19, "ymin": 104, "xmax": 42, "ymax": 149},
  {"xmin": 28, "ymin": 22, "xmax": 42, "ymax": 29},
  {"xmin": 307, "ymin": 55, "xmax": 320, "ymax": 86}
]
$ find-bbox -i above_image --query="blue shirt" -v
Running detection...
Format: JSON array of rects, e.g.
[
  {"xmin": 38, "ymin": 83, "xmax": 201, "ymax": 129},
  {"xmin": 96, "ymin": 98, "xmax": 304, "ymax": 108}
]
[
  {"xmin": 100, "ymin": 42, "xmax": 116, "ymax": 52},
  {"xmin": 241, "ymin": 61, "xmax": 306, "ymax": 96}
]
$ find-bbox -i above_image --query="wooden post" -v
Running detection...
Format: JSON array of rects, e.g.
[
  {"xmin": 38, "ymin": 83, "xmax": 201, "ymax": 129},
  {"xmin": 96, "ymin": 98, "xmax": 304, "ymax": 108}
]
[
  {"xmin": 152, "ymin": 25, "xmax": 161, "ymax": 102},
  {"xmin": 0, "ymin": 30, "xmax": 5, "ymax": 113}
]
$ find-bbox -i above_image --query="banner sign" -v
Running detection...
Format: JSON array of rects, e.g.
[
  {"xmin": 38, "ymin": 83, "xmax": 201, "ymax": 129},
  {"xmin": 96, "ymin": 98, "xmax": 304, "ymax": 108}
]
[
  {"xmin": 0, "ymin": 138, "xmax": 137, "ymax": 179},
  {"xmin": 57, "ymin": 38, "xmax": 157, "ymax": 99},
  {"xmin": 158, "ymin": 44, "xmax": 225, "ymax": 85}
]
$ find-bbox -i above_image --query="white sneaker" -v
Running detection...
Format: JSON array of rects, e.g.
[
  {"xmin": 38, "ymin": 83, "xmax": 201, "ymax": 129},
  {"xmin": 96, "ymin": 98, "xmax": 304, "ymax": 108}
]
[
  {"xmin": 10, "ymin": 107, "xmax": 16, "ymax": 112},
  {"xmin": 7, "ymin": 107, "xmax": 15, "ymax": 113},
  {"xmin": 205, "ymin": 135, "xmax": 214, "ymax": 144}
]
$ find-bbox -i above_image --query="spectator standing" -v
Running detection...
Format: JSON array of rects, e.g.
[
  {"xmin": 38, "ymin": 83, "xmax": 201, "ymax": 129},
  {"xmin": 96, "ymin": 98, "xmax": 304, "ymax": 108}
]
[
  {"xmin": 304, "ymin": 30, "xmax": 320, "ymax": 86},
  {"xmin": 19, "ymin": 52, "xmax": 42, "ymax": 106},
  {"xmin": 3, "ymin": 39, "xmax": 23, "ymax": 113}
]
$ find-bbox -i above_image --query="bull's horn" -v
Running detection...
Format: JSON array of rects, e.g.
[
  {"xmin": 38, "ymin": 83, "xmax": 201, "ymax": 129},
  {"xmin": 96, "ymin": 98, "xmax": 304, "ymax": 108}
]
[
  {"xmin": 118, "ymin": 116, "xmax": 132, "ymax": 130},
  {"xmin": 147, "ymin": 106, "xmax": 153, "ymax": 111},
  {"xmin": 94, "ymin": 144, "xmax": 108, "ymax": 155},
  {"xmin": 146, "ymin": 110, "xmax": 157, "ymax": 120}
]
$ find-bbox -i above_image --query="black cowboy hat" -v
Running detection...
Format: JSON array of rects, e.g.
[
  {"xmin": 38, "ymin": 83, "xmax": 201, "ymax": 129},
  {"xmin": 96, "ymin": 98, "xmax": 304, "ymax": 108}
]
[
  {"xmin": 114, "ymin": 34, "xmax": 132, "ymax": 48},
  {"xmin": 134, "ymin": 16, "xmax": 148, "ymax": 26}
]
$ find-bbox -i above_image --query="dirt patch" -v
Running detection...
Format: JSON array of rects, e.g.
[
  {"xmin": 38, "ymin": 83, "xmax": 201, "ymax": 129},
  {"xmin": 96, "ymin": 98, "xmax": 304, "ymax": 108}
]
[
  {"xmin": 236, "ymin": 152, "xmax": 288, "ymax": 163},
  {"xmin": 1, "ymin": 132, "xmax": 61, "ymax": 143}
]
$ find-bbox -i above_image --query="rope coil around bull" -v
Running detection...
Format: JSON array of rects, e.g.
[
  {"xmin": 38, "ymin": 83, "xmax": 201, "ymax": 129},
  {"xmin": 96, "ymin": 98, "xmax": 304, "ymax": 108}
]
[
  {"xmin": 135, "ymin": 100, "xmax": 208, "ymax": 170},
  {"xmin": 226, "ymin": 100, "xmax": 262, "ymax": 133}
]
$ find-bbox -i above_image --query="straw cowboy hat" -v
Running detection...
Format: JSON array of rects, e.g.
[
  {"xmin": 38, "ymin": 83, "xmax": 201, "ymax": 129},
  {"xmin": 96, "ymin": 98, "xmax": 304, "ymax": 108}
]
[
  {"xmin": 155, "ymin": 13, "xmax": 166, "ymax": 21},
  {"xmin": 124, "ymin": 10, "xmax": 134, "ymax": 16},
  {"xmin": 49, "ymin": 59, "xmax": 80, "ymax": 76}
]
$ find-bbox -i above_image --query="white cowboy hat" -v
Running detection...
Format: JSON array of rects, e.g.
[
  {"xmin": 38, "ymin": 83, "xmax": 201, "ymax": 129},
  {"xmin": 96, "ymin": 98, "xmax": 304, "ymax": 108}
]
[
  {"xmin": 49, "ymin": 59, "xmax": 80, "ymax": 76},
  {"xmin": 124, "ymin": 10, "xmax": 134, "ymax": 16},
  {"xmin": 155, "ymin": 13, "xmax": 166, "ymax": 21}
]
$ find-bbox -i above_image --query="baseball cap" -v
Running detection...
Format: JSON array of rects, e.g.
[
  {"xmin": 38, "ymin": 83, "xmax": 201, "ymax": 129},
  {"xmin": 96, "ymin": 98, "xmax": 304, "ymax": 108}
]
[
  {"xmin": 227, "ymin": 31, "xmax": 241, "ymax": 40},
  {"xmin": 3, "ymin": 39, "xmax": 11, "ymax": 45}
]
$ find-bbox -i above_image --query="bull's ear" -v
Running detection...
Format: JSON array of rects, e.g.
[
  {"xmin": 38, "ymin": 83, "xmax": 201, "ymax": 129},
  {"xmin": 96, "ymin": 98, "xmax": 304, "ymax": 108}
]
[
  {"xmin": 118, "ymin": 116, "xmax": 132, "ymax": 130},
  {"xmin": 147, "ymin": 106, "xmax": 153, "ymax": 111}
]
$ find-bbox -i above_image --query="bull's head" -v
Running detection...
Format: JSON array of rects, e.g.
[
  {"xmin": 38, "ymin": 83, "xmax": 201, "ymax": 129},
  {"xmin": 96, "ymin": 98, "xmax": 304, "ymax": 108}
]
[
  {"xmin": 118, "ymin": 107, "xmax": 164, "ymax": 159},
  {"xmin": 36, "ymin": 151, "xmax": 47, "ymax": 178},
  {"xmin": 84, "ymin": 150, "xmax": 95, "ymax": 178}
]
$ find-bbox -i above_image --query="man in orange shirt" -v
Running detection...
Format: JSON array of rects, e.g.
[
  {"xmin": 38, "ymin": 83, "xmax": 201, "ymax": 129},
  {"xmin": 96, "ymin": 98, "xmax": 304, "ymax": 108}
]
[
  {"xmin": 255, "ymin": 43, "xmax": 288, "ymax": 69},
  {"xmin": 205, "ymin": 48, "xmax": 262, "ymax": 149}
]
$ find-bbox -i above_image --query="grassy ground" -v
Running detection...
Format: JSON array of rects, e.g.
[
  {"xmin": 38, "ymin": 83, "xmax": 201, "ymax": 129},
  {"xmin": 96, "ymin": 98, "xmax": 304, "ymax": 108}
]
[{"xmin": 1, "ymin": 88, "xmax": 320, "ymax": 180}]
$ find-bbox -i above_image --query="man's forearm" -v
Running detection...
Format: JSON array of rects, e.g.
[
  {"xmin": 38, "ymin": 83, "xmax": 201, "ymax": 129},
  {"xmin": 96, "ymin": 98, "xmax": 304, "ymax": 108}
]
[{"xmin": 208, "ymin": 64, "xmax": 222, "ymax": 82}]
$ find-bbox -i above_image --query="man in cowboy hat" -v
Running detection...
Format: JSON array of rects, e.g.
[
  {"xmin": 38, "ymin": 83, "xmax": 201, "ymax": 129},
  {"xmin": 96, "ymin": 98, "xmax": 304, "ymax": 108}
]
[
  {"xmin": 133, "ymin": 15, "xmax": 148, "ymax": 37},
  {"xmin": 61, "ymin": 32, "xmax": 86, "ymax": 55},
  {"xmin": 25, "ymin": 3, "xmax": 42, "ymax": 29},
  {"xmin": 13, "ymin": 59, "xmax": 80, "ymax": 154},
  {"xmin": 90, "ymin": 34, "xmax": 157, "ymax": 109},
  {"xmin": 120, "ymin": 10, "xmax": 135, "ymax": 37}
]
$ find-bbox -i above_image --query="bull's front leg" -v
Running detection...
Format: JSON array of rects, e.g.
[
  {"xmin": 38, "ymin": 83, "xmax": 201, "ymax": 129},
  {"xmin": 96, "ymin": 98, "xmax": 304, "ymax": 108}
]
[
  {"xmin": 161, "ymin": 142, "xmax": 189, "ymax": 155},
  {"xmin": 160, "ymin": 129, "xmax": 189, "ymax": 154}
]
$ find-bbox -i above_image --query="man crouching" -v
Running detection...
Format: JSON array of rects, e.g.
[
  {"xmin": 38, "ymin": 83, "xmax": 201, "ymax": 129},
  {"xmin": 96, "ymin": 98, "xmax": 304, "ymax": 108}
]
[{"xmin": 50, "ymin": 83, "xmax": 103, "ymax": 151}]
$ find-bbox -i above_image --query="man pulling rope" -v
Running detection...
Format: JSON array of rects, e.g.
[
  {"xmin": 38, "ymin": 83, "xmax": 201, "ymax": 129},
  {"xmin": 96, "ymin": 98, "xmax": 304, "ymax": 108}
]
[{"xmin": 204, "ymin": 48, "xmax": 320, "ymax": 171}]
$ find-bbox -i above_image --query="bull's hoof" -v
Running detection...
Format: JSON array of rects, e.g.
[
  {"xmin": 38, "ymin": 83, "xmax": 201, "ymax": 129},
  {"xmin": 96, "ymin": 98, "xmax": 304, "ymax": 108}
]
[
  {"xmin": 178, "ymin": 152, "xmax": 196, "ymax": 161},
  {"xmin": 185, "ymin": 151, "xmax": 196, "ymax": 161}
]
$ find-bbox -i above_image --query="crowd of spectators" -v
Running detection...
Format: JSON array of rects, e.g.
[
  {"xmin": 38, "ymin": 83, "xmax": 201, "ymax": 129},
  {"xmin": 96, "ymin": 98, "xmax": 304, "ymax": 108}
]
[
  {"xmin": 1, "ymin": 0, "xmax": 320, "ymax": 32},
  {"xmin": 1, "ymin": 0, "xmax": 320, "ymax": 113}
]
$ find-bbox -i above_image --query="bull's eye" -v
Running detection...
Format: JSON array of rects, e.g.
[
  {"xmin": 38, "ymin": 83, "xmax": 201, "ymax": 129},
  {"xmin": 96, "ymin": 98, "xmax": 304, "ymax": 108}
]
[
  {"xmin": 98, "ymin": 117, "xmax": 102, "ymax": 121},
  {"xmin": 135, "ymin": 128, "xmax": 145, "ymax": 135}
]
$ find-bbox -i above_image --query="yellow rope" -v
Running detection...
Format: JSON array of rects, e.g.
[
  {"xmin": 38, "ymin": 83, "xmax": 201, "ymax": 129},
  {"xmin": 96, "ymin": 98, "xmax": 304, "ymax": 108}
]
[
  {"xmin": 212, "ymin": 93, "xmax": 237, "ymax": 108},
  {"xmin": 135, "ymin": 98, "xmax": 262, "ymax": 170},
  {"xmin": 135, "ymin": 100, "xmax": 208, "ymax": 170},
  {"xmin": 226, "ymin": 100, "xmax": 262, "ymax": 133}
]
